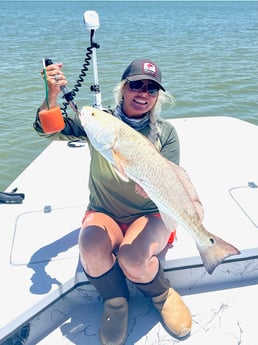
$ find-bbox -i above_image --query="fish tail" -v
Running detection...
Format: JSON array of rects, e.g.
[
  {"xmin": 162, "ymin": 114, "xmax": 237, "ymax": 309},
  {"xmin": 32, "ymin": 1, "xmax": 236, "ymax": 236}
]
[{"xmin": 197, "ymin": 234, "xmax": 241, "ymax": 274}]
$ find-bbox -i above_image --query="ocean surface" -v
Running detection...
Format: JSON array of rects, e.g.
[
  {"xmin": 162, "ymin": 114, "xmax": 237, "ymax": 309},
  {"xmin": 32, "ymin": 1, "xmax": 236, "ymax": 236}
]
[{"xmin": 0, "ymin": 1, "xmax": 257, "ymax": 190}]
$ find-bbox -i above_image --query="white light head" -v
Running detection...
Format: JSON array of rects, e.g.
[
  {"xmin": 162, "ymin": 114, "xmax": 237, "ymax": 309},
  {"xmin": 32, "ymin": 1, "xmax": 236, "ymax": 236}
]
[{"xmin": 83, "ymin": 11, "xmax": 100, "ymax": 31}]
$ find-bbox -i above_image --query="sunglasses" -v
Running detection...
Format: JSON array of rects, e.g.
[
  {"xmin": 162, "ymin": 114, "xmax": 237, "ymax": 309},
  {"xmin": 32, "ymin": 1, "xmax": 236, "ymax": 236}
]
[{"xmin": 127, "ymin": 80, "xmax": 160, "ymax": 96}]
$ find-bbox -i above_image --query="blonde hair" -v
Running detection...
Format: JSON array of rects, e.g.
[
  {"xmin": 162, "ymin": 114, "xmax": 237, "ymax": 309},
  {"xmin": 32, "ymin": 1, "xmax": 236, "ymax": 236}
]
[{"xmin": 113, "ymin": 80, "xmax": 176, "ymax": 150}]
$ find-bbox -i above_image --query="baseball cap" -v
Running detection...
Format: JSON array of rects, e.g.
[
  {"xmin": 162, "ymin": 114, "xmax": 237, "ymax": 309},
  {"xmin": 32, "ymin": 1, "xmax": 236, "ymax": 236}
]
[{"xmin": 121, "ymin": 59, "xmax": 165, "ymax": 91}]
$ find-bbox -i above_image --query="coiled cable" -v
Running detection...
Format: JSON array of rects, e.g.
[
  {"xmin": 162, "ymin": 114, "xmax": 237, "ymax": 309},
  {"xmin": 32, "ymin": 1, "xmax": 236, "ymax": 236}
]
[{"xmin": 60, "ymin": 46, "xmax": 93, "ymax": 116}]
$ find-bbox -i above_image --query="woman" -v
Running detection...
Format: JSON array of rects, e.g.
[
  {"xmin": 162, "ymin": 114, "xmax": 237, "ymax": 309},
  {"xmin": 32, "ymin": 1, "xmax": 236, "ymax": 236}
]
[{"xmin": 34, "ymin": 59, "xmax": 192, "ymax": 345}]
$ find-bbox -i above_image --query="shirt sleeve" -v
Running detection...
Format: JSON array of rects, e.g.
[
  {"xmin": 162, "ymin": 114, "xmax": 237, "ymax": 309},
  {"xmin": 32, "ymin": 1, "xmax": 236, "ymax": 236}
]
[
  {"xmin": 33, "ymin": 108, "xmax": 87, "ymax": 141},
  {"xmin": 159, "ymin": 120, "xmax": 180, "ymax": 165}
]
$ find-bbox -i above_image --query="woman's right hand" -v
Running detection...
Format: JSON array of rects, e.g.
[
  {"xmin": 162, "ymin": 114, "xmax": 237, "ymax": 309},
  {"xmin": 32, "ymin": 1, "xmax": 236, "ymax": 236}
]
[{"xmin": 40, "ymin": 63, "xmax": 68, "ymax": 109}]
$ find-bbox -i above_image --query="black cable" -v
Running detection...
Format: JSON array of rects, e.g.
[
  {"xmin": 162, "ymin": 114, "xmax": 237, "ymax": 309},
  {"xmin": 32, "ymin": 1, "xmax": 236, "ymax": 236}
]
[
  {"xmin": 72, "ymin": 46, "xmax": 94, "ymax": 95},
  {"xmin": 60, "ymin": 46, "xmax": 94, "ymax": 116}
]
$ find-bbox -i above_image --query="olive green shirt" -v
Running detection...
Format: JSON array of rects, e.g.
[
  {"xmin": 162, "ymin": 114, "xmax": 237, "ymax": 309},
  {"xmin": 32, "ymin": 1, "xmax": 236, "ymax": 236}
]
[{"xmin": 34, "ymin": 110, "xmax": 180, "ymax": 223}]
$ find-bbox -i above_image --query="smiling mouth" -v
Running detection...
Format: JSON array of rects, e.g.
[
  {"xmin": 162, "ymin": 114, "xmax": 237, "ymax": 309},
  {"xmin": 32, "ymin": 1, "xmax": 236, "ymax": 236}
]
[{"xmin": 133, "ymin": 98, "xmax": 148, "ymax": 105}]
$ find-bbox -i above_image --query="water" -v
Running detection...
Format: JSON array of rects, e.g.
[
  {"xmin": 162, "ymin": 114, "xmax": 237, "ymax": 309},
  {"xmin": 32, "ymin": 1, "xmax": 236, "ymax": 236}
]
[{"xmin": 0, "ymin": 1, "xmax": 257, "ymax": 190}]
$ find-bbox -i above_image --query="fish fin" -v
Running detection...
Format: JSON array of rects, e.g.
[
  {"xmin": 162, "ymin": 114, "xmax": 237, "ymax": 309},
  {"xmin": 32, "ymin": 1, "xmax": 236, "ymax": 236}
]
[
  {"xmin": 160, "ymin": 212, "xmax": 178, "ymax": 230},
  {"xmin": 111, "ymin": 149, "xmax": 129, "ymax": 182},
  {"xmin": 160, "ymin": 212, "xmax": 178, "ymax": 241},
  {"xmin": 172, "ymin": 163, "xmax": 204, "ymax": 221},
  {"xmin": 197, "ymin": 232, "xmax": 241, "ymax": 274},
  {"xmin": 112, "ymin": 166, "xmax": 130, "ymax": 182},
  {"xmin": 135, "ymin": 184, "xmax": 149, "ymax": 198}
]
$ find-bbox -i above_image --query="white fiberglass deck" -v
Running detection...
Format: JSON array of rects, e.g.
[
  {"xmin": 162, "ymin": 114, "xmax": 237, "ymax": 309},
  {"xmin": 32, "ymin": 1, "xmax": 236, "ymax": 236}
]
[
  {"xmin": 0, "ymin": 116, "xmax": 257, "ymax": 344},
  {"xmin": 37, "ymin": 284, "xmax": 258, "ymax": 345}
]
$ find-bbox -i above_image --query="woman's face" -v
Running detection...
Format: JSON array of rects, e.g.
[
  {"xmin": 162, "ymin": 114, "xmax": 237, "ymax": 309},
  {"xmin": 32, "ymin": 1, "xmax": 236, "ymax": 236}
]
[{"xmin": 122, "ymin": 79, "xmax": 159, "ymax": 118}]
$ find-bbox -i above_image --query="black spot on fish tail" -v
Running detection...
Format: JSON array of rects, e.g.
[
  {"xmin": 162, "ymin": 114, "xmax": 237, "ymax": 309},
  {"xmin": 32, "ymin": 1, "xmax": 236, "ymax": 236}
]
[
  {"xmin": 197, "ymin": 234, "xmax": 241, "ymax": 274},
  {"xmin": 209, "ymin": 238, "xmax": 215, "ymax": 245}
]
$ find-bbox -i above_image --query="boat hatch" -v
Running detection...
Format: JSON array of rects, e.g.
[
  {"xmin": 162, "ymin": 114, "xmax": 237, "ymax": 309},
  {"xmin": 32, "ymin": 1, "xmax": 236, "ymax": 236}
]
[
  {"xmin": 10, "ymin": 205, "xmax": 85, "ymax": 265},
  {"xmin": 229, "ymin": 182, "xmax": 258, "ymax": 228}
]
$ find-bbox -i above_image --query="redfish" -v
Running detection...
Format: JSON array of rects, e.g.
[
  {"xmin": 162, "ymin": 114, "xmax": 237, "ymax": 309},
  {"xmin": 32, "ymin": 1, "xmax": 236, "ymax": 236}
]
[{"xmin": 79, "ymin": 106, "xmax": 240, "ymax": 274}]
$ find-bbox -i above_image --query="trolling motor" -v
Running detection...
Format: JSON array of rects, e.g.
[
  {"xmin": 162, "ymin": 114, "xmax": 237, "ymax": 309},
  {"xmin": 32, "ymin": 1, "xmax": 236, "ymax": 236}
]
[
  {"xmin": 83, "ymin": 10, "xmax": 102, "ymax": 109},
  {"xmin": 39, "ymin": 10, "xmax": 102, "ymax": 133}
]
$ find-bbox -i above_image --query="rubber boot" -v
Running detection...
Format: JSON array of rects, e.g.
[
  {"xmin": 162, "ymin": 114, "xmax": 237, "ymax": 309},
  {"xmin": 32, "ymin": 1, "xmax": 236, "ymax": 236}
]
[
  {"xmin": 85, "ymin": 261, "xmax": 129, "ymax": 345},
  {"xmin": 132, "ymin": 261, "xmax": 192, "ymax": 338}
]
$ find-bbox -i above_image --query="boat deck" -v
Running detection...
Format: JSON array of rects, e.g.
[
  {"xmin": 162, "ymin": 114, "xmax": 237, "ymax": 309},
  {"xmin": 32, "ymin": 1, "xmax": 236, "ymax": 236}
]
[
  {"xmin": 38, "ymin": 284, "xmax": 258, "ymax": 345},
  {"xmin": 0, "ymin": 116, "xmax": 257, "ymax": 344}
]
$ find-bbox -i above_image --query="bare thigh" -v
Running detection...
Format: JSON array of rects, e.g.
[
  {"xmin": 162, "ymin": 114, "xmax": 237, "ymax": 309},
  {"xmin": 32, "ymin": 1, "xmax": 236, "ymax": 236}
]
[
  {"xmin": 79, "ymin": 212, "xmax": 124, "ymax": 276},
  {"xmin": 118, "ymin": 215, "xmax": 170, "ymax": 282},
  {"xmin": 80, "ymin": 211, "xmax": 124, "ymax": 248}
]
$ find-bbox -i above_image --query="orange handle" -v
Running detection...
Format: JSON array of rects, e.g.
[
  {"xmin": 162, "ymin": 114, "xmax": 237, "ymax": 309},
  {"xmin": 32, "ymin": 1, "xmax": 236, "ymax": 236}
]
[{"xmin": 39, "ymin": 106, "xmax": 65, "ymax": 134}]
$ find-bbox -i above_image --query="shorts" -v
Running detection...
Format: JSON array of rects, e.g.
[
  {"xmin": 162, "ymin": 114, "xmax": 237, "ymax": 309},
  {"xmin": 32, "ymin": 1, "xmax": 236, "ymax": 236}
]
[{"xmin": 82, "ymin": 210, "xmax": 176, "ymax": 245}]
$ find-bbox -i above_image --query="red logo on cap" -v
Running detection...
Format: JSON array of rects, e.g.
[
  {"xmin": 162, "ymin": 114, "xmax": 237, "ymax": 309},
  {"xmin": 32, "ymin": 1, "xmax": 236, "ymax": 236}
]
[{"xmin": 143, "ymin": 62, "xmax": 156, "ymax": 76}]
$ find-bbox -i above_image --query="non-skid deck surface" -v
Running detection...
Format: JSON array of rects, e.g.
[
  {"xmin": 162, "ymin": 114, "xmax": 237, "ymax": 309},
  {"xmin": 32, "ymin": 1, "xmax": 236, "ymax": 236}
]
[{"xmin": 38, "ymin": 284, "xmax": 258, "ymax": 345}]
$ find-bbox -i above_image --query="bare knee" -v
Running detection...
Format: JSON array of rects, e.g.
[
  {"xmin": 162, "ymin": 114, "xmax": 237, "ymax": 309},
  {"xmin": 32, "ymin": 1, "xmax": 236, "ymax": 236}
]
[
  {"xmin": 117, "ymin": 215, "xmax": 169, "ymax": 282},
  {"xmin": 118, "ymin": 244, "xmax": 151, "ymax": 281},
  {"xmin": 79, "ymin": 225, "xmax": 112, "ymax": 263}
]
